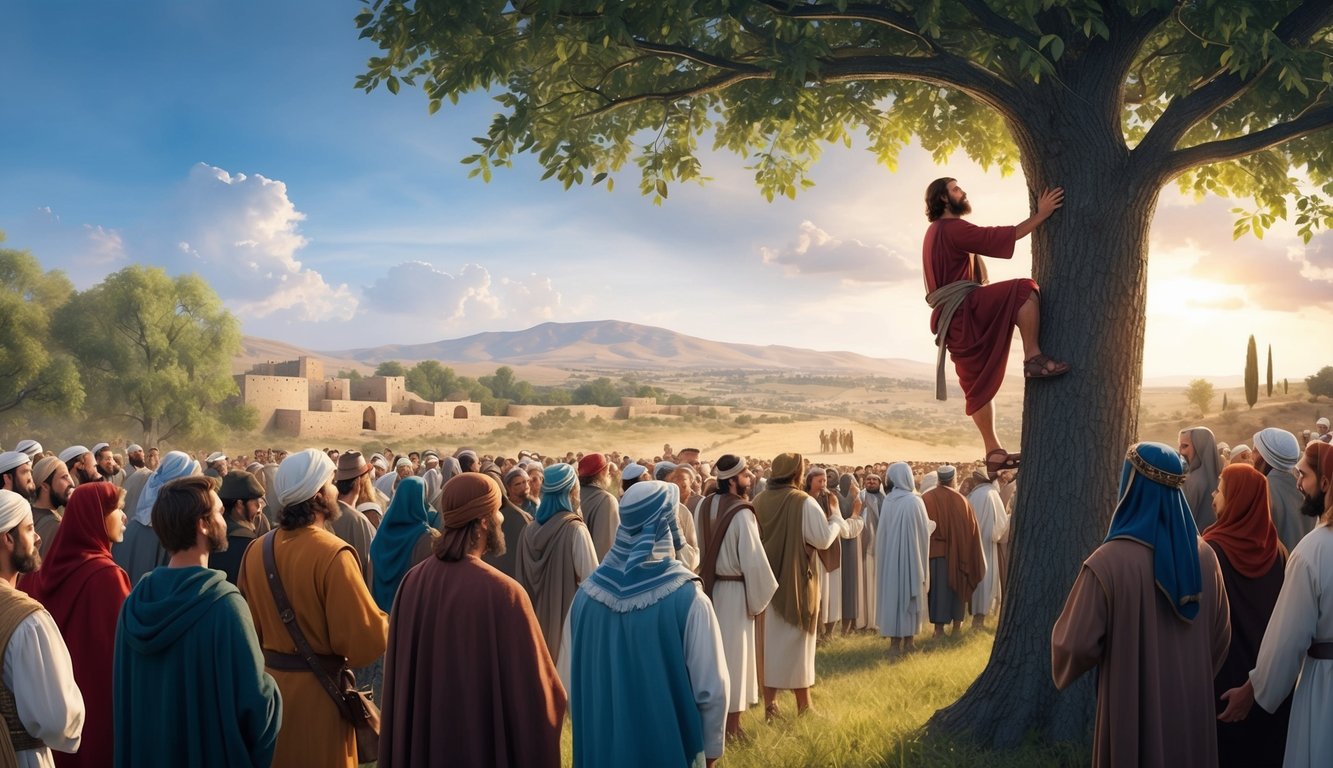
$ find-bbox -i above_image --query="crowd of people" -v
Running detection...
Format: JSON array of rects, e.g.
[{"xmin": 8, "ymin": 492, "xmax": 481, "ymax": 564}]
[{"xmin": 0, "ymin": 416, "xmax": 1325, "ymax": 766}]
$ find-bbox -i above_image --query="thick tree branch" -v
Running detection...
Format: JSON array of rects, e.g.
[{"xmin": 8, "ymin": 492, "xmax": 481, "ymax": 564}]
[
  {"xmin": 1161, "ymin": 105, "xmax": 1333, "ymax": 180},
  {"xmin": 629, "ymin": 39, "xmax": 766, "ymax": 73},
  {"xmin": 819, "ymin": 54, "xmax": 1022, "ymax": 116},
  {"xmin": 752, "ymin": 0, "xmax": 942, "ymax": 53},
  {"xmin": 958, "ymin": 0, "xmax": 1039, "ymax": 49},
  {"xmin": 1136, "ymin": 0, "xmax": 1333, "ymax": 165},
  {"xmin": 576, "ymin": 70, "xmax": 772, "ymax": 117}
]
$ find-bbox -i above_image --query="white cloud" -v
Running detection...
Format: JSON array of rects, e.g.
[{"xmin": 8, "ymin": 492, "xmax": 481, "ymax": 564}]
[
  {"xmin": 362, "ymin": 261, "xmax": 561, "ymax": 332},
  {"xmin": 759, "ymin": 220, "xmax": 914, "ymax": 282},
  {"xmin": 169, "ymin": 163, "xmax": 357, "ymax": 322}
]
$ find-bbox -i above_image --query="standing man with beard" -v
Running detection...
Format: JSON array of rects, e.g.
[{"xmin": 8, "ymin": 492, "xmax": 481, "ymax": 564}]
[
  {"xmin": 114, "ymin": 475, "xmax": 281, "ymax": 768},
  {"xmin": 922, "ymin": 177, "xmax": 1068, "ymax": 478},
  {"xmin": 1221, "ymin": 441, "xmax": 1333, "ymax": 765},
  {"xmin": 59, "ymin": 446, "xmax": 99, "ymax": 487},
  {"xmin": 858, "ymin": 472, "xmax": 887, "ymax": 631},
  {"xmin": 485, "ymin": 468, "xmax": 534, "ymax": 580},
  {"xmin": 0, "ymin": 452, "xmax": 35, "ymax": 502},
  {"xmin": 380, "ymin": 473, "xmax": 565, "ymax": 768},
  {"xmin": 0, "ymin": 489, "xmax": 85, "ymax": 767},
  {"xmin": 238, "ymin": 449, "xmax": 387, "ymax": 768},
  {"xmin": 577, "ymin": 453, "xmax": 619, "ymax": 562},
  {"xmin": 30, "ymin": 457, "xmax": 72, "ymax": 558},
  {"xmin": 1253, "ymin": 428, "xmax": 1311, "ymax": 552},
  {"xmin": 93, "ymin": 444, "xmax": 125, "ymax": 488},
  {"xmin": 694, "ymin": 455, "xmax": 776, "ymax": 740}
]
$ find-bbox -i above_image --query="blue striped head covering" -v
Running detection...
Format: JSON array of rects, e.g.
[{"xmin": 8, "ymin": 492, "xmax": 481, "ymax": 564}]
[
  {"xmin": 535, "ymin": 462, "xmax": 578, "ymax": 524},
  {"xmin": 135, "ymin": 451, "xmax": 200, "ymax": 526},
  {"xmin": 581, "ymin": 481, "xmax": 696, "ymax": 612},
  {"xmin": 1104, "ymin": 442, "xmax": 1202, "ymax": 623}
]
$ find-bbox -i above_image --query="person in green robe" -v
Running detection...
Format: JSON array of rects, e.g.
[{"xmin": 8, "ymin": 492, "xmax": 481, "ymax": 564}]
[{"xmin": 113, "ymin": 475, "xmax": 282, "ymax": 768}]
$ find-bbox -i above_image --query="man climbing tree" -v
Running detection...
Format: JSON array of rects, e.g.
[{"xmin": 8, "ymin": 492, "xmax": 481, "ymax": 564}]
[
  {"xmin": 353, "ymin": 0, "xmax": 1333, "ymax": 748},
  {"xmin": 922, "ymin": 177, "xmax": 1068, "ymax": 478}
]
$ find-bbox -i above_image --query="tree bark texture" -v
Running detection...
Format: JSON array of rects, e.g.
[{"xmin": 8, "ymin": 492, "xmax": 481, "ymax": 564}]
[{"xmin": 929, "ymin": 91, "xmax": 1160, "ymax": 747}]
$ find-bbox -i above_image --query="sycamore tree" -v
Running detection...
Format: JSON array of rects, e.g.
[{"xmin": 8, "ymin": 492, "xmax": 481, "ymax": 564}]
[
  {"xmin": 55, "ymin": 266, "xmax": 244, "ymax": 446},
  {"xmin": 354, "ymin": 0, "xmax": 1333, "ymax": 745}
]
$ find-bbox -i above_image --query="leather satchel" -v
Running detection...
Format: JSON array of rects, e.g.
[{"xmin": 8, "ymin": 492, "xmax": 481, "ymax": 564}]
[{"xmin": 262, "ymin": 533, "xmax": 380, "ymax": 764}]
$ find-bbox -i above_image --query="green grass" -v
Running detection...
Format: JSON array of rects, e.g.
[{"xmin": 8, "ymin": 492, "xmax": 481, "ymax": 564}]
[{"xmin": 559, "ymin": 628, "xmax": 1086, "ymax": 767}]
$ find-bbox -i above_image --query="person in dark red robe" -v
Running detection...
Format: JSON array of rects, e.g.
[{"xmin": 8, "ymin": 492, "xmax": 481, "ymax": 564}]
[
  {"xmin": 1203, "ymin": 463, "xmax": 1290, "ymax": 767},
  {"xmin": 20, "ymin": 481, "xmax": 132, "ymax": 768},
  {"xmin": 379, "ymin": 473, "xmax": 566, "ymax": 768},
  {"xmin": 922, "ymin": 177, "xmax": 1069, "ymax": 477}
]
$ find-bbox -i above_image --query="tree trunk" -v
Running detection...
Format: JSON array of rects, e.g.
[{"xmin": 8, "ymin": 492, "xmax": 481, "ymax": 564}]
[{"xmin": 929, "ymin": 96, "xmax": 1160, "ymax": 746}]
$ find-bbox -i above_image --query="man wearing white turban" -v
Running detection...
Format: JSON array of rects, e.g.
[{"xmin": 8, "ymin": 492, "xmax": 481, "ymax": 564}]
[
  {"xmin": 0, "ymin": 489, "xmax": 85, "ymax": 766},
  {"xmin": 1253, "ymin": 427, "xmax": 1311, "ymax": 551},
  {"xmin": 112, "ymin": 451, "xmax": 200, "ymax": 585},
  {"xmin": 237, "ymin": 449, "xmax": 387, "ymax": 768},
  {"xmin": 0, "ymin": 452, "xmax": 35, "ymax": 502}
]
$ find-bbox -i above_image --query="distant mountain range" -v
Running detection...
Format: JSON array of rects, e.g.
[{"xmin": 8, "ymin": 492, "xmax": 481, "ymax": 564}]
[{"xmin": 240, "ymin": 320, "xmax": 938, "ymax": 379}]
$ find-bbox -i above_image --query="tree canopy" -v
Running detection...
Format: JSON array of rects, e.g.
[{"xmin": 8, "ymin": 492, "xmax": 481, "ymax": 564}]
[
  {"xmin": 357, "ymin": 0, "xmax": 1333, "ymax": 224},
  {"xmin": 0, "ymin": 237, "xmax": 84, "ymax": 421},
  {"xmin": 54, "ymin": 266, "xmax": 244, "ymax": 445}
]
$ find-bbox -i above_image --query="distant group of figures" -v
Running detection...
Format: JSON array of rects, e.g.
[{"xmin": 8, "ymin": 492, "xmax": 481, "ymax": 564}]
[{"xmin": 819, "ymin": 429, "xmax": 855, "ymax": 454}]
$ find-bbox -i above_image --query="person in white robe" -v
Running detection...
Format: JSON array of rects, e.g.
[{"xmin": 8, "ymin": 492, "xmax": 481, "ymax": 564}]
[
  {"xmin": 966, "ymin": 470, "xmax": 1010, "ymax": 627},
  {"xmin": 693, "ymin": 455, "xmax": 778, "ymax": 739},
  {"xmin": 875, "ymin": 463, "xmax": 934, "ymax": 654},
  {"xmin": 0, "ymin": 490, "xmax": 84, "ymax": 768},
  {"xmin": 807, "ymin": 468, "xmax": 863, "ymax": 635},
  {"xmin": 754, "ymin": 453, "xmax": 856, "ymax": 718},
  {"xmin": 1220, "ymin": 441, "xmax": 1333, "ymax": 766},
  {"xmin": 858, "ymin": 474, "xmax": 887, "ymax": 631}
]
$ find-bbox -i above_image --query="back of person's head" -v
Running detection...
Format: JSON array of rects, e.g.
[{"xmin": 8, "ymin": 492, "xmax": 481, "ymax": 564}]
[{"xmin": 153, "ymin": 475, "xmax": 219, "ymax": 554}]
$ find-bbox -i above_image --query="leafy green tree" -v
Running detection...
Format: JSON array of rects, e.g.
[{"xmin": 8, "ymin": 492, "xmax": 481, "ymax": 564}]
[
  {"xmin": 1245, "ymin": 336, "xmax": 1259, "ymax": 409},
  {"xmin": 356, "ymin": 0, "xmax": 1333, "ymax": 743},
  {"xmin": 480, "ymin": 366, "xmax": 519, "ymax": 400},
  {"xmin": 337, "ymin": 368, "xmax": 364, "ymax": 382},
  {"xmin": 404, "ymin": 360, "xmax": 460, "ymax": 401},
  {"xmin": 55, "ymin": 266, "xmax": 240, "ymax": 445},
  {"xmin": 1267, "ymin": 345, "xmax": 1274, "ymax": 397},
  {"xmin": 1187, "ymin": 379, "xmax": 1215, "ymax": 417},
  {"xmin": 374, "ymin": 360, "xmax": 407, "ymax": 377},
  {"xmin": 1309, "ymin": 366, "xmax": 1333, "ymax": 400},
  {"xmin": 572, "ymin": 377, "xmax": 621, "ymax": 406},
  {"xmin": 0, "ymin": 238, "xmax": 84, "ymax": 420}
]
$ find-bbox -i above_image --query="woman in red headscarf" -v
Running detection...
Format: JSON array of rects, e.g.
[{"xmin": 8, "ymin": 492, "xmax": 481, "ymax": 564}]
[
  {"xmin": 20, "ymin": 482, "xmax": 131, "ymax": 768},
  {"xmin": 1203, "ymin": 463, "xmax": 1290, "ymax": 768}
]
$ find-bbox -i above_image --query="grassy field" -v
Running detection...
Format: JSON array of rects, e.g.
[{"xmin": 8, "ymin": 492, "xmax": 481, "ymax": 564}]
[{"xmin": 558, "ymin": 628, "xmax": 1086, "ymax": 767}]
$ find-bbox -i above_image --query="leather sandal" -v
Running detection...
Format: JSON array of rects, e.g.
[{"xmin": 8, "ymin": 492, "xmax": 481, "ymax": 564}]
[
  {"xmin": 1023, "ymin": 353, "xmax": 1070, "ymax": 379},
  {"xmin": 985, "ymin": 449, "xmax": 1020, "ymax": 480}
]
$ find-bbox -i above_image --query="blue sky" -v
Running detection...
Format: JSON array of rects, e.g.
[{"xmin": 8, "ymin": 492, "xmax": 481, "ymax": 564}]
[{"xmin": 3, "ymin": 1, "xmax": 1331, "ymax": 380}]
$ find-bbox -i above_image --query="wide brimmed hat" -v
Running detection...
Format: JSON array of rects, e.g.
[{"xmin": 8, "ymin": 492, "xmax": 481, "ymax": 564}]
[{"xmin": 335, "ymin": 451, "xmax": 372, "ymax": 482}]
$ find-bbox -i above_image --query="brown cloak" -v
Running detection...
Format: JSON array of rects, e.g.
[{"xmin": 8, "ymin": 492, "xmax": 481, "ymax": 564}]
[
  {"xmin": 754, "ymin": 484, "xmax": 820, "ymax": 632},
  {"xmin": 380, "ymin": 555, "xmax": 565, "ymax": 768},
  {"xmin": 921, "ymin": 486, "xmax": 985, "ymax": 600},
  {"xmin": 514, "ymin": 510, "xmax": 587, "ymax": 661}
]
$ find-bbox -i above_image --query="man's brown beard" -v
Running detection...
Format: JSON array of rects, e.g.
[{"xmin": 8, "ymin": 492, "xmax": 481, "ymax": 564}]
[
  {"xmin": 485, "ymin": 520, "xmax": 506, "ymax": 557},
  {"xmin": 949, "ymin": 198, "xmax": 972, "ymax": 216}
]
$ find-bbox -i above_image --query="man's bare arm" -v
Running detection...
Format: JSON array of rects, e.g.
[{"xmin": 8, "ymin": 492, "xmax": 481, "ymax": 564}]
[{"xmin": 1015, "ymin": 187, "xmax": 1064, "ymax": 239}]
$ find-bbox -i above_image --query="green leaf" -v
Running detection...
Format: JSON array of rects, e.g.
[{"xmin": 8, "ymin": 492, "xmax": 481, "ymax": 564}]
[
  {"xmin": 593, "ymin": 172, "xmax": 608, "ymax": 185},
  {"xmin": 656, "ymin": 179, "xmax": 669, "ymax": 199},
  {"xmin": 387, "ymin": 76, "xmax": 400, "ymax": 95}
]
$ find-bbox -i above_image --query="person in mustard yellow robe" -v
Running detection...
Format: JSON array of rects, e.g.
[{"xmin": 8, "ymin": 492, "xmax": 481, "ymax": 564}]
[{"xmin": 238, "ymin": 449, "xmax": 388, "ymax": 768}]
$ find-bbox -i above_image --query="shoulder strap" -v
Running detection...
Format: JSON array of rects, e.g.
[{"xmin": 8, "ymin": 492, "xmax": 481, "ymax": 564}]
[
  {"xmin": 262, "ymin": 532, "xmax": 353, "ymax": 720},
  {"xmin": 699, "ymin": 495, "xmax": 751, "ymax": 599}
]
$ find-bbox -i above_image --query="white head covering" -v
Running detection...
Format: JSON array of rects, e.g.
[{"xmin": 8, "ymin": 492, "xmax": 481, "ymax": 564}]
[
  {"xmin": 1319, "ymin": 417, "xmax": 1331, "ymax": 429},
  {"xmin": 59, "ymin": 445, "xmax": 90, "ymax": 464},
  {"xmin": 206, "ymin": 452, "xmax": 227, "ymax": 464},
  {"xmin": 15, "ymin": 440, "xmax": 42, "ymax": 459},
  {"xmin": 92, "ymin": 442, "xmax": 109, "ymax": 455},
  {"xmin": 0, "ymin": 452, "xmax": 30, "ymax": 474},
  {"xmin": 126, "ymin": 444, "xmax": 143, "ymax": 454},
  {"xmin": 394, "ymin": 457, "xmax": 412, "ymax": 469},
  {"xmin": 1253, "ymin": 428, "xmax": 1300, "ymax": 473},
  {"xmin": 919, "ymin": 471, "xmax": 939, "ymax": 493},
  {"xmin": 135, "ymin": 451, "xmax": 202, "ymax": 526},
  {"xmin": 0, "ymin": 490, "xmax": 31, "ymax": 534},
  {"xmin": 274, "ymin": 449, "xmax": 336, "ymax": 510}
]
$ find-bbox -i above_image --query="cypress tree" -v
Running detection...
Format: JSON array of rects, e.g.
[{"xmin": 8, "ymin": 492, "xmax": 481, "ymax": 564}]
[
  {"xmin": 1245, "ymin": 335, "xmax": 1259, "ymax": 409},
  {"xmin": 1267, "ymin": 344, "xmax": 1274, "ymax": 397},
  {"xmin": 1222, "ymin": 392, "xmax": 1229, "ymax": 411}
]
